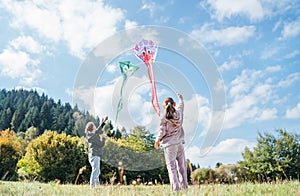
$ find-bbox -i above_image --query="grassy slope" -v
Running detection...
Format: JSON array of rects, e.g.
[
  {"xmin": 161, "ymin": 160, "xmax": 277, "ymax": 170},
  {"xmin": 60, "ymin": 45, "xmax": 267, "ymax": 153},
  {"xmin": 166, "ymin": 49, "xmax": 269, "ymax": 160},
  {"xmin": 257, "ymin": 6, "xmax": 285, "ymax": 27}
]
[{"xmin": 0, "ymin": 181, "xmax": 299, "ymax": 196}]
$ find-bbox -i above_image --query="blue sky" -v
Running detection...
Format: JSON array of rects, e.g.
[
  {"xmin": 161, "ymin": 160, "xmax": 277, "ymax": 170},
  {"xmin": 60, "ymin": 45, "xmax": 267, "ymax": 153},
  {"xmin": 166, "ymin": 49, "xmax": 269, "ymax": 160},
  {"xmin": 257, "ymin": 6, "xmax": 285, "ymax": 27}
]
[{"xmin": 0, "ymin": 0, "xmax": 299, "ymax": 168}]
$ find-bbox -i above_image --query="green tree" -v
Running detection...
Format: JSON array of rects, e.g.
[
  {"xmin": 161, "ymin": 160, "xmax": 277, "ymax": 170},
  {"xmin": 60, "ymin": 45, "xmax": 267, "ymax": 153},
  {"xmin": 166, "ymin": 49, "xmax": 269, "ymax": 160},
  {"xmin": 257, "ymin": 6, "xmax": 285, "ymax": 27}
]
[
  {"xmin": 18, "ymin": 107, "xmax": 38, "ymax": 133},
  {"xmin": 39, "ymin": 101, "xmax": 53, "ymax": 132},
  {"xmin": 273, "ymin": 130, "xmax": 300, "ymax": 179},
  {"xmin": 17, "ymin": 131, "xmax": 87, "ymax": 183},
  {"xmin": 10, "ymin": 106, "xmax": 26, "ymax": 132},
  {"xmin": 65, "ymin": 114, "xmax": 75, "ymax": 136},
  {"xmin": 52, "ymin": 100, "xmax": 67, "ymax": 133},
  {"xmin": 126, "ymin": 126, "xmax": 155, "ymax": 151},
  {"xmin": 239, "ymin": 147, "xmax": 257, "ymax": 181},
  {"xmin": 0, "ymin": 129, "xmax": 24, "ymax": 180},
  {"xmin": 0, "ymin": 108, "xmax": 12, "ymax": 130},
  {"xmin": 239, "ymin": 129, "xmax": 300, "ymax": 181}
]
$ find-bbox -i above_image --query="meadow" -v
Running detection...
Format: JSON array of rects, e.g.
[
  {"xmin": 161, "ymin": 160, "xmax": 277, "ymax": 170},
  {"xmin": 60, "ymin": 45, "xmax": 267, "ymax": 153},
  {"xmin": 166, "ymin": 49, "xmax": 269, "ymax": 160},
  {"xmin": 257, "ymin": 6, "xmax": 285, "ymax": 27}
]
[{"xmin": 0, "ymin": 181, "xmax": 299, "ymax": 196}]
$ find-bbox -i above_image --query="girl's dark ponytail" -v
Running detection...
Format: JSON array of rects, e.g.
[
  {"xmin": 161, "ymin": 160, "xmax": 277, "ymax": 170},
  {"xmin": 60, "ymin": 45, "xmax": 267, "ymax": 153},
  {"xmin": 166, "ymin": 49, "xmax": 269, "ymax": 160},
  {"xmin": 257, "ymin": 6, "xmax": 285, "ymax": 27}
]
[{"xmin": 165, "ymin": 100, "xmax": 176, "ymax": 119}]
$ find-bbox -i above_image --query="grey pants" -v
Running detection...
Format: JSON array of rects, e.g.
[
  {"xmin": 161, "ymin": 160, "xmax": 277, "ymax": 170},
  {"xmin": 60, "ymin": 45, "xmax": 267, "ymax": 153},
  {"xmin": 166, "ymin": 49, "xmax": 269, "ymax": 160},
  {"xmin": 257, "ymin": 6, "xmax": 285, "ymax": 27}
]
[{"xmin": 164, "ymin": 143, "xmax": 188, "ymax": 191}]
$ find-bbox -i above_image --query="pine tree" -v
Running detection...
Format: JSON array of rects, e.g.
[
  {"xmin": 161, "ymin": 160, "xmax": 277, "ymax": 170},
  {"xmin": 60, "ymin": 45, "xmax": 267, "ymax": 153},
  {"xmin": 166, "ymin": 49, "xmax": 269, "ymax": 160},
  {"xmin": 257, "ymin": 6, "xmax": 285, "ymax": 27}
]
[{"xmin": 11, "ymin": 105, "xmax": 26, "ymax": 132}]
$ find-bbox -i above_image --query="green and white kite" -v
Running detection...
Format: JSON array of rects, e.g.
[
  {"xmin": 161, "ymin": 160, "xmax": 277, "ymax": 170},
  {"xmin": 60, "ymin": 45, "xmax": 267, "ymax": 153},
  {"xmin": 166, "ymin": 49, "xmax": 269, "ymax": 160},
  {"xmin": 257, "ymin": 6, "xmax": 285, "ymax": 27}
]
[{"xmin": 115, "ymin": 61, "xmax": 139, "ymax": 123}]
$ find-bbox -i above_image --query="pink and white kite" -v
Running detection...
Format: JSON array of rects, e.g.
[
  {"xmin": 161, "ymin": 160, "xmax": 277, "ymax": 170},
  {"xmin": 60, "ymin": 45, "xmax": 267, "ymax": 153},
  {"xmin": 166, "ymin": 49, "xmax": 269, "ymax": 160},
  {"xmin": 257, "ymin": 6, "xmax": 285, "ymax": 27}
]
[{"xmin": 133, "ymin": 39, "xmax": 160, "ymax": 116}]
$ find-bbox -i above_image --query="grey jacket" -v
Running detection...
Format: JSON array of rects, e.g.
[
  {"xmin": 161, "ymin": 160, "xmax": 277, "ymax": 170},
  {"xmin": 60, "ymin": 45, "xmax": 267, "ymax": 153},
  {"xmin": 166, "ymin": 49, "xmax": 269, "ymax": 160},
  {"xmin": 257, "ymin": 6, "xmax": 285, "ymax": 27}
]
[{"xmin": 86, "ymin": 125, "xmax": 106, "ymax": 157}]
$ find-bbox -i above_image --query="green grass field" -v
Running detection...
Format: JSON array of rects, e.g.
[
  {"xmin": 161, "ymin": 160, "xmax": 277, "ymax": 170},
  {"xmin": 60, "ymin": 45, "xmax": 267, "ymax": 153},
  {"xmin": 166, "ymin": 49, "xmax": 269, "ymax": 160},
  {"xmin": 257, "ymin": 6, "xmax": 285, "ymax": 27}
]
[{"xmin": 0, "ymin": 181, "xmax": 299, "ymax": 196}]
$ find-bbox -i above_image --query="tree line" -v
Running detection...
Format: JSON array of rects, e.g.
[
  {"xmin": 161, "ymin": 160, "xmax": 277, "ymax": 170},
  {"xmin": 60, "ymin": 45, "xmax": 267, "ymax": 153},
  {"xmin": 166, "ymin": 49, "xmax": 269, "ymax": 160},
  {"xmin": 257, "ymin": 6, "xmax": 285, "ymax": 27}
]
[
  {"xmin": 192, "ymin": 130, "xmax": 300, "ymax": 184},
  {"xmin": 0, "ymin": 89, "xmax": 299, "ymax": 184},
  {"xmin": 0, "ymin": 88, "xmax": 82, "ymax": 135}
]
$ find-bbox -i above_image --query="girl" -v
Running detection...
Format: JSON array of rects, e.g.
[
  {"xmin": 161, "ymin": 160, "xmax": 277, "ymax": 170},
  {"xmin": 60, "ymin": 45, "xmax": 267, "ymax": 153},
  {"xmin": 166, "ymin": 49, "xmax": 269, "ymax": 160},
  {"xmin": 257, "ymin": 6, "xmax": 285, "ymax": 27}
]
[
  {"xmin": 154, "ymin": 93, "xmax": 188, "ymax": 191},
  {"xmin": 85, "ymin": 116, "xmax": 108, "ymax": 188}
]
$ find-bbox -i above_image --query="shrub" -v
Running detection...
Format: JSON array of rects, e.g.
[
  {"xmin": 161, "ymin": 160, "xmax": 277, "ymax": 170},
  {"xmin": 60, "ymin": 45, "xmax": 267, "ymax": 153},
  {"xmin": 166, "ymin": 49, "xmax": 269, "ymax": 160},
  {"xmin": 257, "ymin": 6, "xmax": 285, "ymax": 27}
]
[
  {"xmin": 193, "ymin": 168, "xmax": 215, "ymax": 184},
  {"xmin": 17, "ymin": 131, "xmax": 87, "ymax": 183},
  {"xmin": 0, "ymin": 129, "xmax": 24, "ymax": 180}
]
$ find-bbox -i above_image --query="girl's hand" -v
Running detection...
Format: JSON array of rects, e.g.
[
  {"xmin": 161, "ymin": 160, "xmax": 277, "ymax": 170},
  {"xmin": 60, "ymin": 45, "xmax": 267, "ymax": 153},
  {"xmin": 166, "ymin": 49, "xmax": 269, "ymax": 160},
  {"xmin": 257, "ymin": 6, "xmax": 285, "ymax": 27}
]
[
  {"xmin": 177, "ymin": 93, "xmax": 183, "ymax": 100},
  {"xmin": 154, "ymin": 141, "xmax": 160, "ymax": 149}
]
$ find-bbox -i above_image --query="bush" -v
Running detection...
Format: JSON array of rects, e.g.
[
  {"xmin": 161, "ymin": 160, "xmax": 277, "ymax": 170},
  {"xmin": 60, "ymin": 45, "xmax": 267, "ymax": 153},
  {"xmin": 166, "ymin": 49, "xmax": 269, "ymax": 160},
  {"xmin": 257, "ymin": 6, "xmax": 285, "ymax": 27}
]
[
  {"xmin": 17, "ymin": 131, "xmax": 87, "ymax": 183},
  {"xmin": 193, "ymin": 168, "xmax": 215, "ymax": 184},
  {"xmin": 0, "ymin": 129, "xmax": 24, "ymax": 180}
]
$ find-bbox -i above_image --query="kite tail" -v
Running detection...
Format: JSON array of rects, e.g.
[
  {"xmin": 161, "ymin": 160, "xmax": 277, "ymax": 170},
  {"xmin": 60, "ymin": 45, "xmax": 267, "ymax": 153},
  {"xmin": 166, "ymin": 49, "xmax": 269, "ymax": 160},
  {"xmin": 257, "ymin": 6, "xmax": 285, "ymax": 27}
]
[
  {"xmin": 115, "ymin": 78, "xmax": 127, "ymax": 123},
  {"xmin": 115, "ymin": 98, "xmax": 123, "ymax": 123},
  {"xmin": 151, "ymin": 79, "xmax": 160, "ymax": 116},
  {"xmin": 146, "ymin": 61, "xmax": 160, "ymax": 116}
]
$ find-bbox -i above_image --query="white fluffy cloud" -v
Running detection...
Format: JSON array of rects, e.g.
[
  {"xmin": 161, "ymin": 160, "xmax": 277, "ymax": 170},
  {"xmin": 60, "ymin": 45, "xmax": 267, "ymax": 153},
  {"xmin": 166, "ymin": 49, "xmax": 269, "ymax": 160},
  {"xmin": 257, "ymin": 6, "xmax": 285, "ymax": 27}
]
[
  {"xmin": 191, "ymin": 25, "xmax": 256, "ymax": 46},
  {"xmin": 205, "ymin": 0, "xmax": 264, "ymax": 22},
  {"xmin": 140, "ymin": 0, "xmax": 162, "ymax": 17},
  {"xmin": 185, "ymin": 138, "xmax": 256, "ymax": 167},
  {"xmin": 106, "ymin": 64, "xmax": 117, "ymax": 74},
  {"xmin": 219, "ymin": 58, "xmax": 242, "ymax": 72},
  {"xmin": 0, "ymin": 48, "xmax": 41, "ymax": 85},
  {"xmin": 280, "ymin": 17, "xmax": 300, "ymax": 40},
  {"xmin": 265, "ymin": 65, "xmax": 282, "ymax": 72},
  {"xmin": 204, "ymin": 0, "xmax": 297, "ymax": 23},
  {"xmin": 222, "ymin": 65, "xmax": 300, "ymax": 129},
  {"xmin": 261, "ymin": 46, "xmax": 280, "ymax": 60},
  {"xmin": 5, "ymin": 0, "xmax": 62, "ymax": 41},
  {"xmin": 284, "ymin": 50, "xmax": 300, "ymax": 59},
  {"xmin": 223, "ymin": 67, "xmax": 284, "ymax": 130},
  {"xmin": 0, "ymin": 0, "xmax": 125, "ymax": 87},
  {"xmin": 256, "ymin": 108, "xmax": 278, "ymax": 121},
  {"xmin": 0, "ymin": 36, "xmax": 45, "ymax": 86},
  {"xmin": 2, "ymin": 0, "xmax": 125, "ymax": 58},
  {"xmin": 278, "ymin": 73, "xmax": 299, "ymax": 88},
  {"xmin": 286, "ymin": 103, "xmax": 300, "ymax": 119},
  {"xmin": 125, "ymin": 20, "xmax": 138, "ymax": 30},
  {"xmin": 9, "ymin": 36, "xmax": 45, "ymax": 54}
]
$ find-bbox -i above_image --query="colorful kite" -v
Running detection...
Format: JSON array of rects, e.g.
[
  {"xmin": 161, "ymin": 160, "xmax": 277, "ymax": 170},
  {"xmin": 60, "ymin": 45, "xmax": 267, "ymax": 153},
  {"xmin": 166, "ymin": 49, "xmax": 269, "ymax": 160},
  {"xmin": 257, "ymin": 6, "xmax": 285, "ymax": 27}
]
[
  {"xmin": 115, "ymin": 61, "xmax": 139, "ymax": 123},
  {"xmin": 133, "ymin": 39, "xmax": 160, "ymax": 116}
]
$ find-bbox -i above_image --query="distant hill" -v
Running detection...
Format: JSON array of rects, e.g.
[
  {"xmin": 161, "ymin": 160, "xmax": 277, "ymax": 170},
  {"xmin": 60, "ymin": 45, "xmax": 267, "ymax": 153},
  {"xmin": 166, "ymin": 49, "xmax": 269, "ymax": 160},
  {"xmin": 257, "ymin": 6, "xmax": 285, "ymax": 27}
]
[{"xmin": 0, "ymin": 89, "xmax": 100, "ymax": 136}]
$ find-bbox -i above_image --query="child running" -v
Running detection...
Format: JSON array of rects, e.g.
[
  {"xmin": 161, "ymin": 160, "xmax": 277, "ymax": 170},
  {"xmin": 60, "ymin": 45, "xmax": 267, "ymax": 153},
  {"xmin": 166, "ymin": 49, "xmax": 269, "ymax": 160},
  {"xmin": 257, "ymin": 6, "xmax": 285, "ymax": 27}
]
[{"xmin": 154, "ymin": 93, "xmax": 188, "ymax": 191}]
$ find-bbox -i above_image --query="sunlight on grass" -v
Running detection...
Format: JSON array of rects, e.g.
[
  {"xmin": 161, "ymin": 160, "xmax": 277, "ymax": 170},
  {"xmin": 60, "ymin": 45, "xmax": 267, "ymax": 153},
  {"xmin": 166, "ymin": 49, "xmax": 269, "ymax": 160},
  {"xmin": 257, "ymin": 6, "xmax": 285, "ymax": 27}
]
[{"xmin": 0, "ymin": 181, "xmax": 299, "ymax": 196}]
